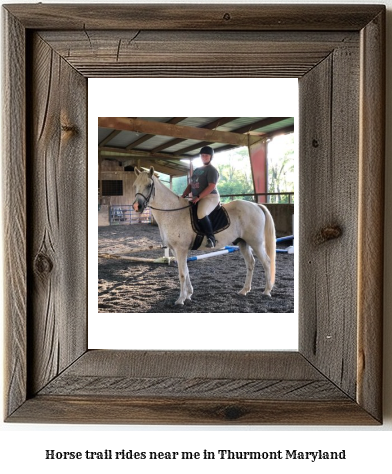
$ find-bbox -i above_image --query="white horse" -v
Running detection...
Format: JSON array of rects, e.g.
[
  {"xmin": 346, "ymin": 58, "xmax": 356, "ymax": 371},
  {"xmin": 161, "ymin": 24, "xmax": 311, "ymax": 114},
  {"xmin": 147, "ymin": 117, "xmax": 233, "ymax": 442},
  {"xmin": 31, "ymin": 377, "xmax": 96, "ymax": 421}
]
[{"xmin": 133, "ymin": 167, "xmax": 276, "ymax": 305}]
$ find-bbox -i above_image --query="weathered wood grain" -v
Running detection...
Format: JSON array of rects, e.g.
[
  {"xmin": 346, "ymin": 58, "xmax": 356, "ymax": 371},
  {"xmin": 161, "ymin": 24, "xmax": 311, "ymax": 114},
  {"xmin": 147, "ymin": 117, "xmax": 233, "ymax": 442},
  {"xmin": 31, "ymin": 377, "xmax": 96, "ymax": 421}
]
[
  {"xmin": 2, "ymin": 3, "xmax": 385, "ymax": 425},
  {"xmin": 357, "ymin": 9, "xmax": 385, "ymax": 422},
  {"xmin": 50, "ymin": 350, "xmax": 326, "ymax": 379},
  {"xmin": 299, "ymin": 41, "xmax": 360, "ymax": 399},
  {"xmin": 27, "ymin": 34, "xmax": 87, "ymax": 395},
  {"xmin": 40, "ymin": 377, "xmax": 347, "ymax": 400},
  {"xmin": 2, "ymin": 9, "xmax": 27, "ymax": 419},
  {"xmin": 9, "ymin": 396, "xmax": 379, "ymax": 425},
  {"xmin": 38, "ymin": 351, "xmax": 346, "ymax": 400},
  {"xmin": 4, "ymin": 4, "xmax": 384, "ymax": 31},
  {"xmin": 39, "ymin": 30, "xmax": 358, "ymax": 78}
]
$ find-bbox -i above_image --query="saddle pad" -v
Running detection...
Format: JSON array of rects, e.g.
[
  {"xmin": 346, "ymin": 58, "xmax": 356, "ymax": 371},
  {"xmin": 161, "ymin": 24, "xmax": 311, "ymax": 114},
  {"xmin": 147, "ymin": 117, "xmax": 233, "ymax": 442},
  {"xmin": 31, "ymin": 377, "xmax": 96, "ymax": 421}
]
[{"xmin": 190, "ymin": 203, "xmax": 230, "ymax": 250}]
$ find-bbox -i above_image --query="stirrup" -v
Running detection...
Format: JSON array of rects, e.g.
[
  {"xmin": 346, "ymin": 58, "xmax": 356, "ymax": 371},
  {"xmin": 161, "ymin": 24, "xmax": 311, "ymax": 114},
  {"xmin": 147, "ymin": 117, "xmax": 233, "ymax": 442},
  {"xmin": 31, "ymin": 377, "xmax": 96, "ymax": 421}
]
[{"xmin": 206, "ymin": 237, "xmax": 215, "ymax": 248}]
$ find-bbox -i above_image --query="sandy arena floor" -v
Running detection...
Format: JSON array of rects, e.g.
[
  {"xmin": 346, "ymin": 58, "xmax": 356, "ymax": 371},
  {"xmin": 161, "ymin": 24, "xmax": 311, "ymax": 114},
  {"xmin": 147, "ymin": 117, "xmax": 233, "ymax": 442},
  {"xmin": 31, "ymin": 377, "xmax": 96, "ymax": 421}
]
[{"xmin": 98, "ymin": 223, "xmax": 294, "ymax": 313}]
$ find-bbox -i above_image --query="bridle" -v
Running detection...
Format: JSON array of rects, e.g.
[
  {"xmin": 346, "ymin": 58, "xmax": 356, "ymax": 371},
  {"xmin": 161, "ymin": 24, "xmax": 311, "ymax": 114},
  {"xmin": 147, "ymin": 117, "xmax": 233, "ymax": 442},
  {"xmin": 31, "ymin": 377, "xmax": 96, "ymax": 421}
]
[
  {"xmin": 134, "ymin": 177, "xmax": 155, "ymax": 207},
  {"xmin": 134, "ymin": 176, "xmax": 192, "ymax": 212}
]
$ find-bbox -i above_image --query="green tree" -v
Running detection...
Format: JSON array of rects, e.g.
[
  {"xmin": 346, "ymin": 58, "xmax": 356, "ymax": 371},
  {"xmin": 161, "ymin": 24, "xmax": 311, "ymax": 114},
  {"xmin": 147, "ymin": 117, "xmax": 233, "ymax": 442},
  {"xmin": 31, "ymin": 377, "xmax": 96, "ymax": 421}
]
[
  {"xmin": 163, "ymin": 136, "xmax": 294, "ymax": 204},
  {"xmin": 267, "ymin": 134, "xmax": 295, "ymax": 203},
  {"xmin": 215, "ymin": 147, "xmax": 254, "ymax": 202},
  {"xmin": 171, "ymin": 175, "xmax": 188, "ymax": 195}
]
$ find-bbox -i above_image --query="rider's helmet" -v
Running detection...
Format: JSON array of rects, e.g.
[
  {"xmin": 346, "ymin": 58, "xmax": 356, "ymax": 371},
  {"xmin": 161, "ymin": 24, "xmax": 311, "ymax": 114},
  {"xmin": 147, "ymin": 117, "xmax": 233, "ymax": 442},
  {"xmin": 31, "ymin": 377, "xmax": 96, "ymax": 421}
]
[
  {"xmin": 200, "ymin": 146, "xmax": 214, "ymax": 164},
  {"xmin": 200, "ymin": 146, "xmax": 214, "ymax": 160}
]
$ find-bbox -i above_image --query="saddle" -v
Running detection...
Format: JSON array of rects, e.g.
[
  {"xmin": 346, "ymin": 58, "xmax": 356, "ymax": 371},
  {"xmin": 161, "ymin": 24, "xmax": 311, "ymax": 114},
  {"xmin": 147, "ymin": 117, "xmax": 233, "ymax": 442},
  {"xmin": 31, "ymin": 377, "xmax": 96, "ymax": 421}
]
[{"xmin": 189, "ymin": 202, "xmax": 230, "ymax": 250}]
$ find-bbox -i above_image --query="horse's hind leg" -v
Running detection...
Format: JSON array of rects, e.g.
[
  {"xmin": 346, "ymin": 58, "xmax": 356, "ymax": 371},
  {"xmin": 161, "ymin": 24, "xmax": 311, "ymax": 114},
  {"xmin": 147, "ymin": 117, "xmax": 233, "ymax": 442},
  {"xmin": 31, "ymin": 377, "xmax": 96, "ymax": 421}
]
[
  {"xmin": 252, "ymin": 243, "xmax": 273, "ymax": 296},
  {"xmin": 173, "ymin": 247, "xmax": 193, "ymax": 305},
  {"xmin": 238, "ymin": 241, "xmax": 255, "ymax": 296}
]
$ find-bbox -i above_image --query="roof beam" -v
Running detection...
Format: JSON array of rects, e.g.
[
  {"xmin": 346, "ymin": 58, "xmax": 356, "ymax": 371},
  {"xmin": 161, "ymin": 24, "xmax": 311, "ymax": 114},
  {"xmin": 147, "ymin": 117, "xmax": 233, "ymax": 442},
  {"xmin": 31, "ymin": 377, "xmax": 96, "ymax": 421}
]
[
  {"xmin": 125, "ymin": 117, "xmax": 188, "ymax": 150},
  {"xmin": 101, "ymin": 156, "xmax": 189, "ymax": 176},
  {"xmin": 99, "ymin": 146, "xmax": 185, "ymax": 160},
  {"xmin": 177, "ymin": 119, "xmax": 294, "ymax": 155},
  {"xmin": 150, "ymin": 117, "xmax": 240, "ymax": 153},
  {"xmin": 98, "ymin": 130, "xmax": 121, "ymax": 147},
  {"xmin": 204, "ymin": 125, "xmax": 295, "ymax": 155},
  {"xmin": 233, "ymin": 117, "xmax": 291, "ymax": 134},
  {"xmin": 126, "ymin": 159, "xmax": 188, "ymax": 176},
  {"xmin": 98, "ymin": 117, "xmax": 260, "ymax": 147}
]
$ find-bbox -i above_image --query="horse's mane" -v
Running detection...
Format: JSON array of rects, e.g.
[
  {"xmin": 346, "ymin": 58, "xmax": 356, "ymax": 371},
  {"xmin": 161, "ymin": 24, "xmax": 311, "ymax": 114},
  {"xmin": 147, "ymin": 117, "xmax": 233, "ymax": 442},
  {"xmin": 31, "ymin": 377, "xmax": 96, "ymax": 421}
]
[{"xmin": 153, "ymin": 173, "xmax": 184, "ymax": 200}]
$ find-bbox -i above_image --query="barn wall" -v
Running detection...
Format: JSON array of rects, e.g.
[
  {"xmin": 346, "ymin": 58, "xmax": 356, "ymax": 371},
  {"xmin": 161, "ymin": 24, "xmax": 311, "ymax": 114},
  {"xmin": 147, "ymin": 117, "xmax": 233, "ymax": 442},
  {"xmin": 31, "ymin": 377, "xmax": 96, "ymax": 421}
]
[
  {"xmin": 100, "ymin": 170, "xmax": 136, "ymax": 206},
  {"xmin": 101, "ymin": 159, "xmax": 123, "ymax": 171},
  {"xmin": 99, "ymin": 199, "xmax": 294, "ymax": 236},
  {"xmin": 264, "ymin": 203, "xmax": 294, "ymax": 237},
  {"xmin": 98, "ymin": 205, "xmax": 110, "ymax": 226}
]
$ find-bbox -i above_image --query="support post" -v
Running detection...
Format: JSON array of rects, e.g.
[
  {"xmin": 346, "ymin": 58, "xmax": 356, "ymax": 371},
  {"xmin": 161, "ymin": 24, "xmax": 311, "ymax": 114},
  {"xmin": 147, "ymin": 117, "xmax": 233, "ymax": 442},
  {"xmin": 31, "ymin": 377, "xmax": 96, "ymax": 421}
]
[
  {"xmin": 98, "ymin": 151, "xmax": 103, "ymax": 205},
  {"xmin": 189, "ymin": 159, "xmax": 194, "ymax": 182},
  {"xmin": 248, "ymin": 138, "xmax": 267, "ymax": 203}
]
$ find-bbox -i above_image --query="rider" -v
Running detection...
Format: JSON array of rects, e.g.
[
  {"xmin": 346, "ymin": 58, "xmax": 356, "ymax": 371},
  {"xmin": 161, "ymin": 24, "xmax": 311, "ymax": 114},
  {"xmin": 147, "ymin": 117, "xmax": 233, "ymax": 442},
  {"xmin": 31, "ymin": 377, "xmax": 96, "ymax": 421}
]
[{"xmin": 182, "ymin": 146, "xmax": 220, "ymax": 248}]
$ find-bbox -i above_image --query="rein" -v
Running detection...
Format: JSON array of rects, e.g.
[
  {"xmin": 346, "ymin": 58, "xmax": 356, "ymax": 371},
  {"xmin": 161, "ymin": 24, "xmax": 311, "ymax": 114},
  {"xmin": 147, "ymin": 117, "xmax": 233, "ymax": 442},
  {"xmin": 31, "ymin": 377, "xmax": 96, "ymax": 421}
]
[
  {"xmin": 150, "ymin": 204, "xmax": 192, "ymax": 212},
  {"xmin": 134, "ymin": 177, "xmax": 192, "ymax": 212}
]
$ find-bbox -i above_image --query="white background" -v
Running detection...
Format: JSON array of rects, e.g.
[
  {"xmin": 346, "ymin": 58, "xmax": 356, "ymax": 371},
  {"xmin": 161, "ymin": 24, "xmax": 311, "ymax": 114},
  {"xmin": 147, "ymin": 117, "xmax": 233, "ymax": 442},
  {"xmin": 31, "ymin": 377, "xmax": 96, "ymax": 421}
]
[
  {"xmin": 89, "ymin": 77, "xmax": 299, "ymax": 351},
  {"xmin": 1, "ymin": 1, "xmax": 391, "ymax": 473}
]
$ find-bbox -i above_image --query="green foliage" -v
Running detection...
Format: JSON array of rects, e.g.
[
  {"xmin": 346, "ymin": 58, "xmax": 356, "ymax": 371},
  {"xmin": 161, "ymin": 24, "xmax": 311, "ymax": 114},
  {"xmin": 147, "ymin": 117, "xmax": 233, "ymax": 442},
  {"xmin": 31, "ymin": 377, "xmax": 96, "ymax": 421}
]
[
  {"xmin": 214, "ymin": 148, "xmax": 254, "ymax": 202},
  {"xmin": 171, "ymin": 175, "xmax": 188, "ymax": 195},
  {"xmin": 161, "ymin": 134, "xmax": 295, "ymax": 205},
  {"xmin": 267, "ymin": 134, "xmax": 295, "ymax": 203},
  {"xmin": 170, "ymin": 148, "xmax": 254, "ymax": 203}
]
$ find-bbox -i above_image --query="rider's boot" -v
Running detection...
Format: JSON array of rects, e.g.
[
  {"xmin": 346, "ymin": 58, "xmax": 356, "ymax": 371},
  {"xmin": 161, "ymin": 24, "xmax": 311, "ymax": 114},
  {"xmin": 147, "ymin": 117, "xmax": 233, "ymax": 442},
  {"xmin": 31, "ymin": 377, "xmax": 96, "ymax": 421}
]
[{"xmin": 198, "ymin": 215, "xmax": 216, "ymax": 248}]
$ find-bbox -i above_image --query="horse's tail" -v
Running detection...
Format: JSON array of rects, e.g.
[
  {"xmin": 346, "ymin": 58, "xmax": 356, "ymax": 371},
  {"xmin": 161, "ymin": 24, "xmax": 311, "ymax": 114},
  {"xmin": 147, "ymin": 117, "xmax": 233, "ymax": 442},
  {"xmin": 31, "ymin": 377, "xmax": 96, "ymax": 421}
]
[{"xmin": 258, "ymin": 204, "xmax": 276, "ymax": 286}]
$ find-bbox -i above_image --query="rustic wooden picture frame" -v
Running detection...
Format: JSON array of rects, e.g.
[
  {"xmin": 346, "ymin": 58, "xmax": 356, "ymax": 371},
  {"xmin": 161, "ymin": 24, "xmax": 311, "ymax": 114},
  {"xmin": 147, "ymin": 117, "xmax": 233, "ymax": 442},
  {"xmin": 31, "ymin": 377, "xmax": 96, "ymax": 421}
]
[{"xmin": 3, "ymin": 4, "xmax": 385, "ymax": 424}]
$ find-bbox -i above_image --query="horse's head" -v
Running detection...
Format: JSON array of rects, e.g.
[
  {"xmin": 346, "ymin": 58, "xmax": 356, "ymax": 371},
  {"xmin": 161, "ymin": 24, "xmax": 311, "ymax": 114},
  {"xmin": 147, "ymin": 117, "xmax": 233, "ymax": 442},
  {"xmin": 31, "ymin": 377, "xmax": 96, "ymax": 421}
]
[{"xmin": 133, "ymin": 167, "xmax": 155, "ymax": 213}]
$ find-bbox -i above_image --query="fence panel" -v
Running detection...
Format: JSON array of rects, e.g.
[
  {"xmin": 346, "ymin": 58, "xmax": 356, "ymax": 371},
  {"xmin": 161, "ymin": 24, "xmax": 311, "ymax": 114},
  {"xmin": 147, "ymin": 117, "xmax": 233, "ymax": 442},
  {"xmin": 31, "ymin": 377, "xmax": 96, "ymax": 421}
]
[{"xmin": 109, "ymin": 205, "xmax": 151, "ymax": 225}]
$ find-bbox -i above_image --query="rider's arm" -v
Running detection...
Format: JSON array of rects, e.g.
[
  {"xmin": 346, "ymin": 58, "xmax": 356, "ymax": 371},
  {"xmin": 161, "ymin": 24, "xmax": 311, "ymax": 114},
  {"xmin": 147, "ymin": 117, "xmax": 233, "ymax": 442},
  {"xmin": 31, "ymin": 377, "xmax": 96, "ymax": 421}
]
[
  {"xmin": 193, "ymin": 183, "xmax": 216, "ymax": 202},
  {"xmin": 181, "ymin": 184, "xmax": 192, "ymax": 198},
  {"xmin": 196, "ymin": 183, "xmax": 216, "ymax": 200}
]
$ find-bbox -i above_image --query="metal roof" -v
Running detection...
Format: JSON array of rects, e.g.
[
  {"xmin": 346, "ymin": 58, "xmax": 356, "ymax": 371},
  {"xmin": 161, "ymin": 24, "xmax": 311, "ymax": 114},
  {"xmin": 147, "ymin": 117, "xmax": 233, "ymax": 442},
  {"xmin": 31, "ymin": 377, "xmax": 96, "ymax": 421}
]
[{"xmin": 98, "ymin": 117, "xmax": 294, "ymax": 176}]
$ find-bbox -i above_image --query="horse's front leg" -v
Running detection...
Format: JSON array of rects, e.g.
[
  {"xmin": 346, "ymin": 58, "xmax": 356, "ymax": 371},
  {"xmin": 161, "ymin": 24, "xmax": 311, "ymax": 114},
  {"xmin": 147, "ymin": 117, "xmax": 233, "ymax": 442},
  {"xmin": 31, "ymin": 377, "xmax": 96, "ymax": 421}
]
[{"xmin": 174, "ymin": 247, "xmax": 193, "ymax": 305}]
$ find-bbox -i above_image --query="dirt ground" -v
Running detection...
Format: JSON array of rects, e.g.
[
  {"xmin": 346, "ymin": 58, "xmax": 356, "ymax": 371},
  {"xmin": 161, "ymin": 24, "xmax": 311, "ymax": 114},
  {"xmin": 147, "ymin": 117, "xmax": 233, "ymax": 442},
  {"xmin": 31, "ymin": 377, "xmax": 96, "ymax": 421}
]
[{"xmin": 98, "ymin": 224, "xmax": 294, "ymax": 313}]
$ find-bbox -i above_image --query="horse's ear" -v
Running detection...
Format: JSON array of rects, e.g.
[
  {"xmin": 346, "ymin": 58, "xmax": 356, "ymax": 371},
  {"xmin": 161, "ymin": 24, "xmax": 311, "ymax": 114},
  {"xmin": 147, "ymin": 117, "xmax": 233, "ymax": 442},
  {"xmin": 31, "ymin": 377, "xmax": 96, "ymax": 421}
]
[
  {"xmin": 134, "ymin": 167, "xmax": 140, "ymax": 176},
  {"xmin": 149, "ymin": 166, "xmax": 155, "ymax": 178}
]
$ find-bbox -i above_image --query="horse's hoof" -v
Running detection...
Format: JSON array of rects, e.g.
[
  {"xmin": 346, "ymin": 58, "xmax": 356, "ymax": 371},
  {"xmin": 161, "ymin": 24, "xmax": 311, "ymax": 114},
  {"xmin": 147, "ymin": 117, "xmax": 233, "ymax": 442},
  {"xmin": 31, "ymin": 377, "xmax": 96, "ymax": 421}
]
[
  {"xmin": 175, "ymin": 299, "xmax": 185, "ymax": 305},
  {"xmin": 263, "ymin": 290, "xmax": 272, "ymax": 297},
  {"xmin": 238, "ymin": 288, "xmax": 250, "ymax": 296}
]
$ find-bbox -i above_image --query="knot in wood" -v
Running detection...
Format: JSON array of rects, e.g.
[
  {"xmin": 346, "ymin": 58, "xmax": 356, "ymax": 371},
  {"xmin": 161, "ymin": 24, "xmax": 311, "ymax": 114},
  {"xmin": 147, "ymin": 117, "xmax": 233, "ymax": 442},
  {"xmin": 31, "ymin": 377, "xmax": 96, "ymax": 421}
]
[
  {"xmin": 34, "ymin": 252, "xmax": 54, "ymax": 274},
  {"xmin": 61, "ymin": 124, "xmax": 78, "ymax": 134},
  {"xmin": 314, "ymin": 225, "xmax": 342, "ymax": 245},
  {"xmin": 312, "ymin": 139, "xmax": 319, "ymax": 148},
  {"xmin": 223, "ymin": 405, "xmax": 244, "ymax": 420},
  {"xmin": 223, "ymin": 13, "xmax": 231, "ymax": 21}
]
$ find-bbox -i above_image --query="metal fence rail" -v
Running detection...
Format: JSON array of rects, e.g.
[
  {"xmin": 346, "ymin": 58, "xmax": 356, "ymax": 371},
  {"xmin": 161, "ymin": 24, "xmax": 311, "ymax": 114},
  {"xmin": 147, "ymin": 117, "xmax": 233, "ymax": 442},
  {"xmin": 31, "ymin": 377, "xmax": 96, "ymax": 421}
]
[
  {"xmin": 220, "ymin": 192, "xmax": 294, "ymax": 204},
  {"xmin": 109, "ymin": 205, "xmax": 152, "ymax": 225},
  {"xmin": 108, "ymin": 194, "xmax": 293, "ymax": 225}
]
